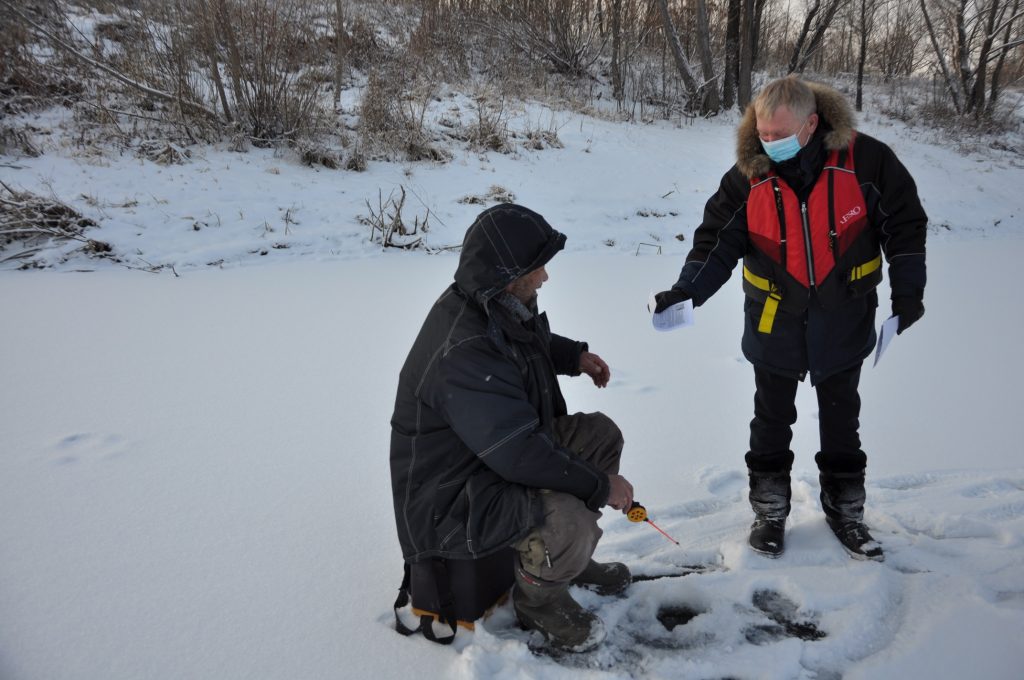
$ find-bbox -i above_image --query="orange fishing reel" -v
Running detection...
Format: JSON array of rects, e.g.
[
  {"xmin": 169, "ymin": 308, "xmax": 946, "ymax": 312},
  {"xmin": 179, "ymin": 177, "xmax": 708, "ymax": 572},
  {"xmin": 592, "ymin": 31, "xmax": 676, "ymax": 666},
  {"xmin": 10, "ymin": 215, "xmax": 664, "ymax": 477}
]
[
  {"xmin": 627, "ymin": 501, "xmax": 679, "ymax": 545},
  {"xmin": 627, "ymin": 502, "xmax": 649, "ymax": 523}
]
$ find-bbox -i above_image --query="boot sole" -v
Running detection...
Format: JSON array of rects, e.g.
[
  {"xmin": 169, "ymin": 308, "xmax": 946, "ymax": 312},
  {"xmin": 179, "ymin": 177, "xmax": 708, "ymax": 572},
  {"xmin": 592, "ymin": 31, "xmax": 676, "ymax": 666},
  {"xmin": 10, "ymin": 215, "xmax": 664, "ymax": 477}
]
[
  {"xmin": 570, "ymin": 582, "xmax": 630, "ymax": 597},
  {"xmin": 837, "ymin": 543, "xmax": 884, "ymax": 562},
  {"xmin": 749, "ymin": 545, "xmax": 784, "ymax": 558},
  {"xmin": 826, "ymin": 522, "xmax": 885, "ymax": 562}
]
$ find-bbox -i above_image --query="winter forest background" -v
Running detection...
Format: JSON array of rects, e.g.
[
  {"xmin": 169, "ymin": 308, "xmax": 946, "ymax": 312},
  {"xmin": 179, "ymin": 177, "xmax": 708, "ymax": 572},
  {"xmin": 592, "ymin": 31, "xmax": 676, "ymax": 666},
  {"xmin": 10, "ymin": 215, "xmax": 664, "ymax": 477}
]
[
  {"xmin": 2, "ymin": 2, "xmax": 1024, "ymax": 680},
  {"xmin": 1, "ymin": 0, "xmax": 1022, "ymax": 264},
  {"xmin": 2, "ymin": 0, "xmax": 1023, "ymax": 229}
]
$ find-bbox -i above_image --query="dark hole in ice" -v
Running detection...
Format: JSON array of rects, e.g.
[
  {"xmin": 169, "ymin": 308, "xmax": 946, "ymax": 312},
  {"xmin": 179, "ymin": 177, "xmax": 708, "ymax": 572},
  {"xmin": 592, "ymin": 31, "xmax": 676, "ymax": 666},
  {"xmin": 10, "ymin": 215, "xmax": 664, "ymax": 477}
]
[{"xmin": 656, "ymin": 604, "xmax": 701, "ymax": 631}]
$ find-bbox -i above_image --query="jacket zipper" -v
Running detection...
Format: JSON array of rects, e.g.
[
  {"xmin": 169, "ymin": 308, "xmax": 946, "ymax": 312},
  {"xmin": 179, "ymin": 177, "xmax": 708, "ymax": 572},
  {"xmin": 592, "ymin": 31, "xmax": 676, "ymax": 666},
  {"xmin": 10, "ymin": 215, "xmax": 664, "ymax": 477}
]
[
  {"xmin": 800, "ymin": 201, "xmax": 816, "ymax": 288},
  {"xmin": 465, "ymin": 478, "xmax": 474, "ymax": 555},
  {"xmin": 772, "ymin": 180, "xmax": 788, "ymax": 269},
  {"xmin": 827, "ymin": 168, "xmax": 839, "ymax": 254}
]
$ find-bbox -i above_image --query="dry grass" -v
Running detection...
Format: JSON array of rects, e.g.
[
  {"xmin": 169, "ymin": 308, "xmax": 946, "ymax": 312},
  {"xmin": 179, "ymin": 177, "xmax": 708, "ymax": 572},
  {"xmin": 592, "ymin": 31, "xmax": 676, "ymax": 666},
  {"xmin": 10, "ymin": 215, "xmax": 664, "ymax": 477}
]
[
  {"xmin": 359, "ymin": 185, "xmax": 430, "ymax": 250},
  {"xmin": 358, "ymin": 65, "xmax": 451, "ymax": 162},
  {"xmin": 0, "ymin": 181, "xmax": 110, "ymax": 266}
]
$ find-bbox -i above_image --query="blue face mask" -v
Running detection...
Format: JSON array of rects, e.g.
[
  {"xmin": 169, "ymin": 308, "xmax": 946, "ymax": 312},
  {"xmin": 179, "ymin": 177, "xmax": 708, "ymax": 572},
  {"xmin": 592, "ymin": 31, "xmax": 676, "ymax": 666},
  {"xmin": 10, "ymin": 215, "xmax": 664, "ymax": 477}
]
[{"xmin": 760, "ymin": 122, "xmax": 807, "ymax": 163}]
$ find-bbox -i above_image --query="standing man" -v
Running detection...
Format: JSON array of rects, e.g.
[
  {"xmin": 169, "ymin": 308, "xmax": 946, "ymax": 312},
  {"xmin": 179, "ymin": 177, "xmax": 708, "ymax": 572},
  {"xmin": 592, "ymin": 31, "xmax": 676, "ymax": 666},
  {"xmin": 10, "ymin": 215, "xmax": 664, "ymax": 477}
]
[
  {"xmin": 390, "ymin": 204, "xmax": 636, "ymax": 651},
  {"xmin": 654, "ymin": 77, "xmax": 926, "ymax": 561}
]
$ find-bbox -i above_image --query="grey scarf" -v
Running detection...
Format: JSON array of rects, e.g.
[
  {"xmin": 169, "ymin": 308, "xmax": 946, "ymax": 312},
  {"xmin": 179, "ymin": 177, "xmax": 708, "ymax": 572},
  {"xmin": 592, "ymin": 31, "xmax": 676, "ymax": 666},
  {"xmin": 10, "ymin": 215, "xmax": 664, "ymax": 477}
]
[{"xmin": 493, "ymin": 291, "xmax": 535, "ymax": 323}]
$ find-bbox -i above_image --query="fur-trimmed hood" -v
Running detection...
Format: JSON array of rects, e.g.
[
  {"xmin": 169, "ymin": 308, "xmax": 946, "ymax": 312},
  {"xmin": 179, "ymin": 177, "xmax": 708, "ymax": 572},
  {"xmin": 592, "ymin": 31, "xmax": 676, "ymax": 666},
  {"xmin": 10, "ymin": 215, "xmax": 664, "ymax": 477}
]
[{"xmin": 736, "ymin": 81, "xmax": 856, "ymax": 179}]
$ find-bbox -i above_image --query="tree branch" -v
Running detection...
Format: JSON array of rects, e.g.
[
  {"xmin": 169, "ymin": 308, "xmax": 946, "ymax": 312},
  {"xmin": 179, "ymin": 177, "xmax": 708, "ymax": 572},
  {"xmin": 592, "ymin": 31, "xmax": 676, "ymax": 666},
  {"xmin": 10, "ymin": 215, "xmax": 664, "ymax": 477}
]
[{"xmin": 0, "ymin": 0, "xmax": 221, "ymax": 122}]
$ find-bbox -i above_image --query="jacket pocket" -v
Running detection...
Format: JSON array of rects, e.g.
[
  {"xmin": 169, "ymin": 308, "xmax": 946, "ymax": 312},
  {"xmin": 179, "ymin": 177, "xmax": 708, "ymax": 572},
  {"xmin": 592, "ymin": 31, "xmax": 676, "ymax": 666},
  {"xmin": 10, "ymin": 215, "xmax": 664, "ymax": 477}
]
[
  {"xmin": 436, "ymin": 485, "xmax": 468, "ymax": 550},
  {"xmin": 742, "ymin": 262, "xmax": 777, "ymax": 305},
  {"xmin": 846, "ymin": 254, "xmax": 883, "ymax": 298},
  {"xmin": 742, "ymin": 264, "xmax": 783, "ymax": 334}
]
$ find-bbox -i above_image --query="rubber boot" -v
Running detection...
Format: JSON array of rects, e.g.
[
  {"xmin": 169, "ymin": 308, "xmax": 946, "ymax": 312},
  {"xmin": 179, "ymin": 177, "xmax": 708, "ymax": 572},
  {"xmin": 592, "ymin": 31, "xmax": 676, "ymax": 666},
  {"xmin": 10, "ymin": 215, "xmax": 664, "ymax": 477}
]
[
  {"xmin": 816, "ymin": 451, "xmax": 883, "ymax": 562},
  {"xmin": 513, "ymin": 567, "xmax": 606, "ymax": 652},
  {"xmin": 746, "ymin": 450, "xmax": 794, "ymax": 557},
  {"xmin": 570, "ymin": 559, "xmax": 631, "ymax": 596}
]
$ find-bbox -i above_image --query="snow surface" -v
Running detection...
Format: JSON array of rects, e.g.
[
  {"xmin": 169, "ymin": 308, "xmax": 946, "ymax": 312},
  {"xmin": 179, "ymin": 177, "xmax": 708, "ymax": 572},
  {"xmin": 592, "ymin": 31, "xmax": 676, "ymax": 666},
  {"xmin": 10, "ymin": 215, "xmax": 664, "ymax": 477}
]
[
  {"xmin": 3, "ymin": 95, "xmax": 1022, "ymax": 273},
  {"xmin": 2, "ymin": 99, "xmax": 1024, "ymax": 679}
]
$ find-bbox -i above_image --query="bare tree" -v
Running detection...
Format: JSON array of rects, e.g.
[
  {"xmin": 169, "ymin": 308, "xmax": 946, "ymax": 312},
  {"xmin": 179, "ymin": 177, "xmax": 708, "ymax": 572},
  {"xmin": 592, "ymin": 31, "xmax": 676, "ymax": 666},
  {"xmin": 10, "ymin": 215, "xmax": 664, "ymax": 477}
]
[
  {"xmin": 655, "ymin": 0, "xmax": 703, "ymax": 110},
  {"xmin": 920, "ymin": 0, "xmax": 1023, "ymax": 116},
  {"xmin": 970, "ymin": 0, "xmax": 1023, "ymax": 115},
  {"xmin": 486, "ymin": 0, "xmax": 605, "ymax": 77},
  {"xmin": 186, "ymin": 1, "xmax": 231, "ymax": 122},
  {"xmin": 738, "ymin": 0, "xmax": 755, "ymax": 107},
  {"xmin": 854, "ymin": 0, "xmax": 881, "ymax": 110},
  {"xmin": 694, "ymin": 0, "xmax": 721, "ymax": 111},
  {"xmin": 872, "ymin": 0, "xmax": 925, "ymax": 78},
  {"xmin": 987, "ymin": 0, "xmax": 1022, "ymax": 114},
  {"xmin": 751, "ymin": 0, "xmax": 768, "ymax": 68},
  {"xmin": 920, "ymin": 0, "xmax": 963, "ymax": 111},
  {"xmin": 334, "ymin": 0, "xmax": 346, "ymax": 109},
  {"xmin": 723, "ymin": 0, "xmax": 741, "ymax": 109},
  {"xmin": 789, "ymin": 0, "xmax": 846, "ymax": 73},
  {"xmin": 788, "ymin": 0, "xmax": 824, "ymax": 73},
  {"xmin": 611, "ymin": 0, "xmax": 624, "ymax": 101}
]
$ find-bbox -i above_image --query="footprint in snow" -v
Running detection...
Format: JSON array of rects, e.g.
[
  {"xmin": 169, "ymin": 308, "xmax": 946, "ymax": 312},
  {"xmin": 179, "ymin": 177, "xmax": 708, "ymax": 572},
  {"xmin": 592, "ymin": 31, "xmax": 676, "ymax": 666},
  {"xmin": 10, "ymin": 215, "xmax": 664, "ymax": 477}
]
[
  {"xmin": 875, "ymin": 473, "xmax": 942, "ymax": 491},
  {"xmin": 959, "ymin": 478, "xmax": 1024, "ymax": 498},
  {"xmin": 50, "ymin": 432, "xmax": 130, "ymax": 465},
  {"xmin": 742, "ymin": 589, "xmax": 827, "ymax": 644},
  {"xmin": 700, "ymin": 468, "xmax": 747, "ymax": 498}
]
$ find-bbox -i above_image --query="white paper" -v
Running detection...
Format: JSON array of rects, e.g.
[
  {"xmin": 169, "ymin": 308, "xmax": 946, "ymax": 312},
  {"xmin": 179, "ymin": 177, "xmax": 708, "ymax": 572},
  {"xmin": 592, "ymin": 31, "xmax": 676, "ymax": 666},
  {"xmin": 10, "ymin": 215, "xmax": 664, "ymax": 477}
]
[
  {"xmin": 649, "ymin": 292, "xmax": 694, "ymax": 331},
  {"xmin": 874, "ymin": 315, "xmax": 899, "ymax": 367}
]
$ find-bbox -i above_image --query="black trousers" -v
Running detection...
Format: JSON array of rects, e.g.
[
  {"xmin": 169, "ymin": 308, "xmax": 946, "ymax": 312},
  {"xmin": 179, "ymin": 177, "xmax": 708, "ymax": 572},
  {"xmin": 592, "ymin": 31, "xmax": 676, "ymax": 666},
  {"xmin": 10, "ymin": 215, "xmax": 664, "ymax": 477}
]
[{"xmin": 748, "ymin": 363, "xmax": 863, "ymax": 470}]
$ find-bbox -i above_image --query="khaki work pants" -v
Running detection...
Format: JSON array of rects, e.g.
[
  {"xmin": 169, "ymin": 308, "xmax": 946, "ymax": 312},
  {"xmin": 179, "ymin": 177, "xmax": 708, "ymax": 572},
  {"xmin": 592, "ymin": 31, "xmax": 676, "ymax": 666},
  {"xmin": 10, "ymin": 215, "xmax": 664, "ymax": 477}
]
[{"xmin": 513, "ymin": 411, "xmax": 624, "ymax": 585}]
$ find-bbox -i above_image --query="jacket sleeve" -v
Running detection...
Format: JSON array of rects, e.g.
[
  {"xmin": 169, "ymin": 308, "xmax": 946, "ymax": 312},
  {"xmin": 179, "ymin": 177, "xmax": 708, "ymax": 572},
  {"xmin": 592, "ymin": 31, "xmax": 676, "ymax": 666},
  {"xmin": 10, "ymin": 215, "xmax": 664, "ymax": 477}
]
[
  {"xmin": 671, "ymin": 165, "xmax": 750, "ymax": 306},
  {"xmin": 421, "ymin": 339, "xmax": 609, "ymax": 510},
  {"xmin": 855, "ymin": 135, "xmax": 927, "ymax": 301},
  {"xmin": 549, "ymin": 333, "xmax": 586, "ymax": 376}
]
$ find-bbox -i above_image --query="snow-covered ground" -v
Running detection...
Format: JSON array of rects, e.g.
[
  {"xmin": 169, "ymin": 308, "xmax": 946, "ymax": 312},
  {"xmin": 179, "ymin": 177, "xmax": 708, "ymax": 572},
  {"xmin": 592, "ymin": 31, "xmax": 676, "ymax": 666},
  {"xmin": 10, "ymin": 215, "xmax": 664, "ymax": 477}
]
[
  {"xmin": 3, "ymin": 91, "xmax": 1022, "ymax": 273},
  {"xmin": 2, "ymin": 99, "xmax": 1024, "ymax": 679}
]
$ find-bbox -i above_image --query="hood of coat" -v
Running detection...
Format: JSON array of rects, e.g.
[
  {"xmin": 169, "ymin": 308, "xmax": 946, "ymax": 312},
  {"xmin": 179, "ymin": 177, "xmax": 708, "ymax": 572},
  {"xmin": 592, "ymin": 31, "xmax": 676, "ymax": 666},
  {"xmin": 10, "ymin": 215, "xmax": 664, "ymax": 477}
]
[
  {"xmin": 454, "ymin": 203, "xmax": 566, "ymax": 307},
  {"xmin": 736, "ymin": 81, "xmax": 856, "ymax": 179}
]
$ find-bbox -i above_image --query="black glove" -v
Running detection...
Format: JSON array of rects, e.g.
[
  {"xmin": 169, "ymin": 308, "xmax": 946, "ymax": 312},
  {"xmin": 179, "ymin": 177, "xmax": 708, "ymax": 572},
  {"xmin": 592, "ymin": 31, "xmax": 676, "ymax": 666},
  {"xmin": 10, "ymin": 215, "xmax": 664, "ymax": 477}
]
[
  {"xmin": 892, "ymin": 297, "xmax": 924, "ymax": 335},
  {"xmin": 653, "ymin": 289, "xmax": 690, "ymax": 313}
]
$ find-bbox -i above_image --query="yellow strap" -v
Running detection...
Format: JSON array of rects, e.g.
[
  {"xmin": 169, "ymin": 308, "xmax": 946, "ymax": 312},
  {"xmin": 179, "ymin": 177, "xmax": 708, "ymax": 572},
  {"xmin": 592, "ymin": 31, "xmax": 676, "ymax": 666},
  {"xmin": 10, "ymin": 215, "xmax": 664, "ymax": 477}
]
[
  {"xmin": 850, "ymin": 254, "xmax": 882, "ymax": 282},
  {"xmin": 743, "ymin": 266, "xmax": 781, "ymax": 334},
  {"xmin": 758, "ymin": 296, "xmax": 779, "ymax": 334},
  {"xmin": 743, "ymin": 265, "xmax": 773, "ymax": 292}
]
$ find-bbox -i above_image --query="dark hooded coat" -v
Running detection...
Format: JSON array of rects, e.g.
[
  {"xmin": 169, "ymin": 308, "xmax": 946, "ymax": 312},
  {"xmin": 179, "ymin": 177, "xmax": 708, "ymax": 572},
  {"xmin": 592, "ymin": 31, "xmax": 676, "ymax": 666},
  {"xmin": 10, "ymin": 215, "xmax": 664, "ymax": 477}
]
[
  {"xmin": 669, "ymin": 82, "xmax": 927, "ymax": 384},
  {"xmin": 389, "ymin": 204, "xmax": 610, "ymax": 564}
]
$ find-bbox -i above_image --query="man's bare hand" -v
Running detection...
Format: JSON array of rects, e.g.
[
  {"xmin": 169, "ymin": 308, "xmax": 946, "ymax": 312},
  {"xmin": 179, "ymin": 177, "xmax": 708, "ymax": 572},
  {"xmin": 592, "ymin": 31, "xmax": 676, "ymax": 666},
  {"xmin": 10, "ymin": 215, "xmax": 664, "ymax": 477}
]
[
  {"xmin": 607, "ymin": 474, "xmax": 634, "ymax": 512},
  {"xmin": 580, "ymin": 351, "xmax": 611, "ymax": 388}
]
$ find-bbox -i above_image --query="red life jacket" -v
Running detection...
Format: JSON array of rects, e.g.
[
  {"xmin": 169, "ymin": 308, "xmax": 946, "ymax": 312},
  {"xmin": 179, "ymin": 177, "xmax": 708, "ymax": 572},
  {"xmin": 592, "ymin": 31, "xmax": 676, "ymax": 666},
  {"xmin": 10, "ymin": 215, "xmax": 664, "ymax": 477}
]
[{"xmin": 746, "ymin": 136, "xmax": 868, "ymax": 289}]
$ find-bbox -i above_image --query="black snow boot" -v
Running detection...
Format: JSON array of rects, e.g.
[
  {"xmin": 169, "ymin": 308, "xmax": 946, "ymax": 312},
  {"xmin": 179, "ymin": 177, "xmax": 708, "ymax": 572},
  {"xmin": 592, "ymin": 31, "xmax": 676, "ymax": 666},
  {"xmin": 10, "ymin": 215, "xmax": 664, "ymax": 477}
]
[
  {"xmin": 827, "ymin": 518, "xmax": 883, "ymax": 561},
  {"xmin": 816, "ymin": 451, "xmax": 884, "ymax": 562},
  {"xmin": 746, "ymin": 450, "xmax": 794, "ymax": 557},
  {"xmin": 570, "ymin": 559, "xmax": 631, "ymax": 596},
  {"xmin": 513, "ymin": 568, "xmax": 606, "ymax": 652},
  {"xmin": 748, "ymin": 517, "xmax": 787, "ymax": 557}
]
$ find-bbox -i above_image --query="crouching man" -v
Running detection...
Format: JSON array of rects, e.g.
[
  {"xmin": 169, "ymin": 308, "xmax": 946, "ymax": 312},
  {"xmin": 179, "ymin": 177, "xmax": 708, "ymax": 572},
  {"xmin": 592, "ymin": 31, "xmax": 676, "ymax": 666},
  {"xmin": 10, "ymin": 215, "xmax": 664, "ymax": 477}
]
[{"xmin": 389, "ymin": 204, "xmax": 636, "ymax": 651}]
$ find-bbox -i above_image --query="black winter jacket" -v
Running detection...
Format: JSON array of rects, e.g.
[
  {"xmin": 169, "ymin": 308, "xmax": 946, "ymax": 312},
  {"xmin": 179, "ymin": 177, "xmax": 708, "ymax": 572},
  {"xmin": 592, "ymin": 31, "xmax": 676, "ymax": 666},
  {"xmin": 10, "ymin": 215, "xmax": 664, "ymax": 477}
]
[
  {"xmin": 670, "ymin": 82, "xmax": 927, "ymax": 385},
  {"xmin": 389, "ymin": 204, "xmax": 610, "ymax": 563}
]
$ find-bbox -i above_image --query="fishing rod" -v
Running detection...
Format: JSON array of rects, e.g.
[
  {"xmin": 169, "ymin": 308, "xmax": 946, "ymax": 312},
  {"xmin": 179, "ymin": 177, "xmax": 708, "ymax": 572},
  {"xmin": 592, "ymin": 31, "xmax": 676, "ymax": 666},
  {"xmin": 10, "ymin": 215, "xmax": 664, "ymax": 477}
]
[{"xmin": 627, "ymin": 501, "xmax": 680, "ymax": 545}]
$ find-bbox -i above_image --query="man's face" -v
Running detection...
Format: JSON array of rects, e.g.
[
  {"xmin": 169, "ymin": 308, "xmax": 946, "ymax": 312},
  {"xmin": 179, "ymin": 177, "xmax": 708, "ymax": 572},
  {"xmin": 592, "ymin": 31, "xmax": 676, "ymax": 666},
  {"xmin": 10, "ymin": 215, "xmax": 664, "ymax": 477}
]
[
  {"xmin": 756, "ymin": 105, "xmax": 818, "ymax": 146},
  {"xmin": 505, "ymin": 265, "xmax": 548, "ymax": 304}
]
